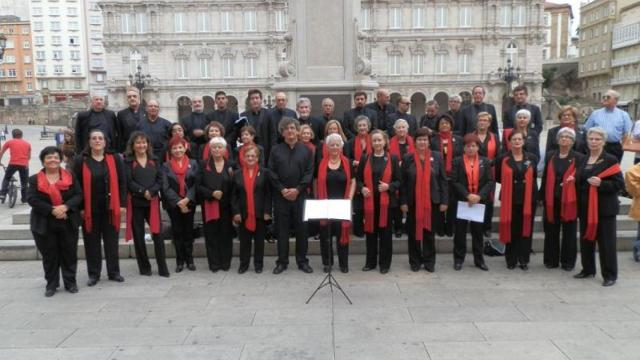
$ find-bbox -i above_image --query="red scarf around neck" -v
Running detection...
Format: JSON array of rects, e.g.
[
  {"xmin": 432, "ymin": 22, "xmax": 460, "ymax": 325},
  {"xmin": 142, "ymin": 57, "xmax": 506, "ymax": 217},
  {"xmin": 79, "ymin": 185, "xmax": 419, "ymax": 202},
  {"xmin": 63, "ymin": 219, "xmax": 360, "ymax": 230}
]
[
  {"xmin": 498, "ymin": 155, "xmax": 534, "ymax": 244},
  {"xmin": 37, "ymin": 168, "xmax": 72, "ymax": 206},
  {"xmin": 463, "ymin": 154, "xmax": 480, "ymax": 195},
  {"xmin": 439, "ymin": 132, "xmax": 454, "ymax": 174},
  {"xmin": 125, "ymin": 159, "xmax": 161, "ymax": 242},
  {"xmin": 544, "ymin": 154, "xmax": 577, "ymax": 224},
  {"xmin": 413, "ymin": 150, "xmax": 432, "ymax": 241},
  {"xmin": 82, "ymin": 153, "xmax": 121, "ymax": 233},
  {"xmin": 354, "ymin": 134, "xmax": 372, "ymax": 165},
  {"xmin": 317, "ymin": 155, "xmax": 352, "ymax": 245},
  {"xmin": 583, "ymin": 163, "xmax": 621, "ymax": 241},
  {"xmin": 389, "ymin": 135, "xmax": 415, "ymax": 161},
  {"xmin": 243, "ymin": 165, "xmax": 258, "ymax": 231},
  {"xmin": 203, "ymin": 158, "xmax": 221, "ymax": 222},
  {"xmin": 170, "ymin": 156, "xmax": 189, "ymax": 198},
  {"xmin": 363, "ymin": 153, "xmax": 392, "ymax": 233},
  {"xmin": 478, "ymin": 132, "xmax": 497, "ymax": 160}
]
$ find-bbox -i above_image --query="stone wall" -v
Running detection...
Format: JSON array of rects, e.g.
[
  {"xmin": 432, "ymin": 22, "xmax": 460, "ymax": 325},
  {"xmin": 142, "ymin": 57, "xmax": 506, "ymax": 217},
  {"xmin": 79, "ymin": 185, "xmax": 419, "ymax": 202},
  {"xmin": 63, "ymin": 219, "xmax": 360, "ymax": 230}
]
[{"xmin": 0, "ymin": 103, "xmax": 88, "ymax": 126}]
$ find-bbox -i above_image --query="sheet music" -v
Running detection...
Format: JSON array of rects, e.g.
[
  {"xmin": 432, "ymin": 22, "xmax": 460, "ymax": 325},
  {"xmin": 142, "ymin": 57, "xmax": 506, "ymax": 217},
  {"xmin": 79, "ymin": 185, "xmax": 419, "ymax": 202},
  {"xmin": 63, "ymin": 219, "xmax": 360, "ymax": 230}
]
[
  {"xmin": 456, "ymin": 201, "xmax": 485, "ymax": 223},
  {"xmin": 304, "ymin": 199, "xmax": 352, "ymax": 221}
]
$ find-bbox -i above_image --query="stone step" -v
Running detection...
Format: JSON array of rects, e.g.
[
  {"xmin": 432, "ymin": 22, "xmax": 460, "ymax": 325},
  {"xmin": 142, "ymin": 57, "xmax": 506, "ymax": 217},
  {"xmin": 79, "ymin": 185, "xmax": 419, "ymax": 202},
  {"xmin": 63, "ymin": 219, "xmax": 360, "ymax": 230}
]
[{"xmin": 0, "ymin": 231, "xmax": 637, "ymax": 261}]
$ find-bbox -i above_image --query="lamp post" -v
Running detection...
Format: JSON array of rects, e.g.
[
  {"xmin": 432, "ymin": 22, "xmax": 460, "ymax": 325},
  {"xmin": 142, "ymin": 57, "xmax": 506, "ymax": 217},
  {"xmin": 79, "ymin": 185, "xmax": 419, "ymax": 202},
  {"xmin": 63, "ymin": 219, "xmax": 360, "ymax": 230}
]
[
  {"xmin": 263, "ymin": 94, "xmax": 273, "ymax": 109},
  {"xmin": 0, "ymin": 32, "xmax": 7, "ymax": 60},
  {"xmin": 128, "ymin": 64, "xmax": 151, "ymax": 93},
  {"xmin": 497, "ymin": 58, "xmax": 521, "ymax": 96}
]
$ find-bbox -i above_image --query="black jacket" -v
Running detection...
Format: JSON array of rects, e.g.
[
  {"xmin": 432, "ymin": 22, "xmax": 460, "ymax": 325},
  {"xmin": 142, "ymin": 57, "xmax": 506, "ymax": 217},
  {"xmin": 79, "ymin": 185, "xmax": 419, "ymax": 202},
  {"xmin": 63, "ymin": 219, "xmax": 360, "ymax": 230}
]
[
  {"xmin": 268, "ymin": 142, "xmax": 314, "ymax": 197},
  {"xmin": 450, "ymin": 155, "xmax": 495, "ymax": 203},
  {"xmin": 546, "ymin": 125, "xmax": 588, "ymax": 154},
  {"xmin": 356, "ymin": 153, "xmax": 402, "ymax": 209},
  {"xmin": 75, "ymin": 109, "xmax": 118, "ymax": 153},
  {"xmin": 387, "ymin": 111, "xmax": 418, "ymax": 137},
  {"xmin": 123, "ymin": 156, "xmax": 163, "ymax": 208},
  {"xmin": 501, "ymin": 130, "xmax": 541, "ymax": 165},
  {"xmin": 459, "ymin": 103, "xmax": 499, "ymax": 135},
  {"xmin": 430, "ymin": 133, "xmax": 464, "ymax": 176},
  {"xmin": 365, "ymin": 102, "xmax": 395, "ymax": 134},
  {"xmin": 240, "ymin": 107, "xmax": 268, "ymax": 146},
  {"xmin": 476, "ymin": 131, "xmax": 502, "ymax": 165},
  {"xmin": 180, "ymin": 111, "xmax": 208, "ymax": 146},
  {"xmin": 399, "ymin": 152, "xmax": 448, "ymax": 207},
  {"xmin": 116, "ymin": 106, "xmax": 144, "ymax": 152},
  {"xmin": 161, "ymin": 159, "xmax": 199, "ymax": 210},
  {"xmin": 197, "ymin": 159, "xmax": 235, "ymax": 213},
  {"xmin": 342, "ymin": 106, "xmax": 378, "ymax": 139},
  {"xmin": 503, "ymin": 103, "xmax": 543, "ymax": 135},
  {"xmin": 495, "ymin": 152, "xmax": 539, "ymax": 206},
  {"xmin": 72, "ymin": 152, "xmax": 127, "ymax": 211},
  {"xmin": 298, "ymin": 116, "xmax": 325, "ymax": 143},
  {"xmin": 27, "ymin": 170, "xmax": 83, "ymax": 235},
  {"xmin": 539, "ymin": 150, "xmax": 584, "ymax": 206},
  {"xmin": 136, "ymin": 116, "xmax": 172, "ymax": 161},
  {"xmin": 576, "ymin": 152, "xmax": 624, "ymax": 218},
  {"xmin": 232, "ymin": 166, "xmax": 272, "ymax": 221}
]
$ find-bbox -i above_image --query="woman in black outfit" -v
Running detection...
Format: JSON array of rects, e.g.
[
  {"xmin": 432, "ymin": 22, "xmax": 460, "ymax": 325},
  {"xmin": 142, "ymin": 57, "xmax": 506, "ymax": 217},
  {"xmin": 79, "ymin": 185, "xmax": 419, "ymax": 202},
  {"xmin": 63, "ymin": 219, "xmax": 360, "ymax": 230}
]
[
  {"xmin": 474, "ymin": 112, "xmax": 500, "ymax": 237},
  {"xmin": 73, "ymin": 129, "xmax": 126, "ymax": 286},
  {"xmin": 162, "ymin": 135, "xmax": 199, "ymax": 272},
  {"xmin": 316, "ymin": 133, "xmax": 356, "ymax": 273},
  {"xmin": 540, "ymin": 127, "xmax": 583, "ymax": 271},
  {"xmin": 501, "ymin": 109, "xmax": 540, "ymax": 164},
  {"xmin": 123, "ymin": 131, "xmax": 169, "ymax": 277},
  {"xmin": 358, "ymin": 129, "xmax": 401, "ymax": 274},
  {"xmin": 232, "ymin": 144, "xmax": 272, "ymax": 273},
  {"xmin": 574, "ymin": 127, "xmax": 624, "ymax": 287},
  {"xmin": 400, "ymin": 127, "xmax": 448, "ymax": 272},
  {"xmin": 346, "ymin": 115, "xmax": 372, "ymax": 237},
  {"xmin": 495, "ymin": 130, "xmax": 538, "ymax": 270},
  {"xmin": 451, "ymin": 134, "xmax": 495, "ymax": 271},
  {"xmin": 546, "ymin": 105, "xmax": 587, "ymax": 154},
  {"xmin": 28, "ymin": 146, "xmax": 83, "ymax": 297},
  {"xmin": 198, "ymin": 136, "xmax": 235, "ymax": 272}
]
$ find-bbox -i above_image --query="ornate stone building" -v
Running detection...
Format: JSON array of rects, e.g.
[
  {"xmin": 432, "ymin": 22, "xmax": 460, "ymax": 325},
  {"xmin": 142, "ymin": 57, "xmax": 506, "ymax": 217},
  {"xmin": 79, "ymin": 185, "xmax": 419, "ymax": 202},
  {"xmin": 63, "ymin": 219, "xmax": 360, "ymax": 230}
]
[{"xmin": 99, "ymin": 0, "xmax": 545, "ymax": 123}]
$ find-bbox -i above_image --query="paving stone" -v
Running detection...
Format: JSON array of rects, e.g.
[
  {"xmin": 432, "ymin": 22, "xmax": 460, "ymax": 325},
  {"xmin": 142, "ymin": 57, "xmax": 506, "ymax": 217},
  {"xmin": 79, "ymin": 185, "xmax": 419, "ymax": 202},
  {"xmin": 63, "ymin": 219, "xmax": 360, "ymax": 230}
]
[
  {"xmin": 335, "ymin": 341, "xmax": 429, "ymax": 360},
  {"xmin": 425, "ymin": 340, "xmax": 568, "ymax": 360},
  {"xmin": 138, "ymin": 310, "xmax": 256, "ymax": 327},
  {"xmin": 0, "ymin": 348, "xmax": 115, "ymax": 360},
  {"xmin": 516, "ymin": 304, "xmax": 640, "ymax": 322},
  {"xmin": 239, "ymin": 342, "xmax": 333, "ymax": 360},
  {"xmin": 592, "ymin": 320, "xmax": 640, "ymax": 339},
  {"xmin": 334, "ymin": 323, "xmax": 484, "ymax": 343},
  {"xmin": 59, "ymin": 327, "xmax": 192, "ymax": 347},
  {"xmin": 408, "ymin": 305, "xmax": 527, "ymax": 323},
  {"xmin": 185, "ymin": 325, "xmax": 332, "ymax": 346},
  {"xmin": 109, "ymin": 345, "xmax": 242, "ymax": 360},
  {"xmin": 21, "ymin": 311, "xmax": 146, "ymax": 329},
  {"xmin": 0, "ymin": 329, "xmax": 75, "ymax": 348},
  {"xmin": 475, "ymin": 321, "xmax": 609, "ymax": 341},
  {"xmin": 554, "ymin": 339, "xmax": 640, "ymax": 360}
]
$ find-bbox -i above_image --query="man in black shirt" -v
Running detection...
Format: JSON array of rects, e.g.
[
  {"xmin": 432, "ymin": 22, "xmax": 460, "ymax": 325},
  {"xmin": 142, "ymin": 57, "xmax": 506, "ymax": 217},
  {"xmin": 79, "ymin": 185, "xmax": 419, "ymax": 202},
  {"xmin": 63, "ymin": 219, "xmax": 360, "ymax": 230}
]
[
  {"xmin": 136, "ymin": 100, "xmax": 171, "ymax": 162},
  {"xmin": 447, "ymin": 95, "xmax": 464, "ymax": 135},
  {"xmin": 503, "ymin": 85, "xmax": 543, "ymax": 134},
  {"xmin": 365, "ymin": 88, "xmax": 395, "ymax": 133},
  {"xmin": 459, "ymin": 85, "xmax": 499, "ymax": 135},
  {"xmin": 296, "ymin": 97, "xmax": 325, "ymax": 143},
  {"xmin": 75, "ymin": 95, "xmax": 118, "ymax": 153},
  {"xmin": 265, "ymin": 91, "xmax": 297, "ymax": 158},
  {"xmin": 268, "ymin": 117, "xmax": 314, "ymax": 274},
  {"xmin": 116, "ymin": 87, "xmax": 144, "ymax": 153},
  {"xmin": 206, "ymin": 91, "xmax": 239, "ymax": 146},
  {"xmin": 387, "ymin": 96, "xmax": 417, "ymax": 137},
  {"xmin": 342, "ymin": 91, "xmax": 377, "ymax": 139},
  {"xmin": 240, "ymin": 89, "xmax": 268, "ymax": 146},
  {"xmin": 418, "ymin": 100, "xmax": 441, "ymax": 131},
  {"xmin": 180, "ymin": 96, "xmax": 208, "ymax": 147}
]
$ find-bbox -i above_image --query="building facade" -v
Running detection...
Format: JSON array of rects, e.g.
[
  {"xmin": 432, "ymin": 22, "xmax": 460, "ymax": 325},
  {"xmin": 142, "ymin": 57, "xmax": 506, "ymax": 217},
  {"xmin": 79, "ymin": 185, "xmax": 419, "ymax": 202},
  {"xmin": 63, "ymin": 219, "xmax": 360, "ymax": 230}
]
[
  {"xmin": 611, "ymin": 1, "xmax": 640, "ymax": 119},
  {"xmin": 84, "ymin": 0, "xmax": 107, "ymax": 97},
  {"xmin": 100, "ymin": 0, "xmax": 545, "ymax": 122},
  {"xmin": 29, "ymin": 0, "xmax": 90, "ymax": 103},
  {"xmin": 0, "ymin": 16, "xmax": 36, "ymax": 106},
  {"xmin": 543, "ymin": 2, "xmax": 573, "ymax": 60}
]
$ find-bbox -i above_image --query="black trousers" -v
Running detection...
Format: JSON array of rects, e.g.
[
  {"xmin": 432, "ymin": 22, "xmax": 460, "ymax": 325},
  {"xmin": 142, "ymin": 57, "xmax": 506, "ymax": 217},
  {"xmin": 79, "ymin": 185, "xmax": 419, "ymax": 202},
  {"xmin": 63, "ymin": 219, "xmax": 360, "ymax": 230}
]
[
  {"xmin": 238, "ymin": 219, "xmax": 265, "ymax": 269},
  {"xmin": 353, "ymin": 206, "xmax": 365, "ymax": 237},
  {"xmin": 33, "ymin": 219, "xmax": 78, "ymax": 290},
  {"xmin": 319, "ymin": 221, "xmax": 349, "ymax": 268},
  {"xmin": 604, "ymin": 142, "xmax": 623, "ymax": 163},
  {"xmin": 504, "ymin": 204, "xmax": 532, "ymax": 267},
  {"xmin": 453, "ymin": 218, "xmax": 485, "ymax": 265},
  {"xmin": 543, "ymin": 201, "xmax": 577, "ymax": 268},
  {"xmin": 167, "ymin": 208, "xmax": 195, "ymax": 266},
  {"xmin": 393, "ymin": 207, "xmax": 405, "ymax": 234},
  {"xmin": 203, "ymin": 215, "xmax": 234, "ymax": 271},
  {"xmin": 83, "ymin": 209, "xmax": 120, "ymax": 279},
  {"xmin": 274, "ymin": 196, "xmax": 308, "ymax": 267},
  {"xmin": 438, "ymin": 185, "xmax": 457, "ymax": 236},
  {"xmin": 131, "ymin": 204, "xmax": 168, "ymax": 275},
  {"xmin": 365, "ymin": 205, "xmax": 394, "ymax": 270},
  {"xmin": 483, "ymin": 200, "xmax": 495, "ymax": 234},
  {"xmin": 580, "ymin": 215, "xmax": 617, "ymax": 281},
  {"xmin": 1, "ymin": 164, "xmax": 28, "ymax": 200},
  {"xmin": 406, "ymin": 206, "xmax": 438, "ymax": 268}
]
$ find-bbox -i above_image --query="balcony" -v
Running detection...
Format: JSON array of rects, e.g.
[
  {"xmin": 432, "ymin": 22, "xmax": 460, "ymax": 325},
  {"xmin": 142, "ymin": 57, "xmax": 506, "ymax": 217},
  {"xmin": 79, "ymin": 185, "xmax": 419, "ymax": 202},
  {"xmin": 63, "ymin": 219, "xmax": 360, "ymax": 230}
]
[
  {"xmin": 612, "ymin": 22, "xmax": 640, "ymax": 49},
  {"xmin": 611, "ymin": 55, "xmax": 640, "ymax": 67},
  {"xmin": 610, "ymin": 76, "xmax": 640, "ymax": 86}
]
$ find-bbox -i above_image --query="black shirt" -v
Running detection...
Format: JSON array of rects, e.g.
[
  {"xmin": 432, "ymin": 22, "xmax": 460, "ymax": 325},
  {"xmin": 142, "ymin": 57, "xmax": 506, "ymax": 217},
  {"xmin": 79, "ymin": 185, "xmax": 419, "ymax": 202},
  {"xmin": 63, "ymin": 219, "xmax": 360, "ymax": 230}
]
[
  {"xmin": 87, "ymin": 157, "xmax": 107, "ymax": 210},
  {"xmin": 137, "ymin": 116, "xmax": 172, "ymax": 160},
  {"xmin": 268, "ymin": 142, "xmax": 314, "ymax": 195},
  {"xmin": 116, "ymin": 107, "xmax": 144, "ymax": 152},
  {"xmin": 326, "ymin": 165, "xmax": 348, "ymax": 199}
]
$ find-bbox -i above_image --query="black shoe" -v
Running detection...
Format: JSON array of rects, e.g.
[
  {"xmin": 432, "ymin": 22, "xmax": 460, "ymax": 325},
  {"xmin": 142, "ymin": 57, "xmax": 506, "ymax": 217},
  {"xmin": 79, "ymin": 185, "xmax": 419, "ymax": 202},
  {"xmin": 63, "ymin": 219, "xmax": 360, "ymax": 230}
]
[
  {"xmin": 255, "ymin": 267, "xmax": 263, "ymax": 274},
  {"xmin": 602, "ymin": 279, "xmax": 616, "ymax": 287},
  {"xmin": 436, "ymin": 230, "xmax": 445, "ymax": 237},
  {"xmin": 453, "ymin": 262, "xmax": 462, "ymax": 271},
  {"xmin": 519, "ymin": 264, "xmax": 528, "ymax": 271},
  {"xmin": 65, "ymin": 284, "xmax": 79, "ymax": 293},
  {"xmin": 483, "ymin": 230, "xmax": 491, "ymax": 238},
  {"xmin": 475, "ymin": 263, "xmax": 489, "ymax": 271},
  {"xmin": 574, "ymin": 271, "xmax": 595, "ymax": 279},
  {"xmin": 175, "ymin": 265, "xmax": 184, "ymax": 273},
  {"xmin": 323, "ymin": 265, "xmax": 331, "ymax": 273},
  {"xmin": 380, "ymin": 268, "xmax": 389, "ymax": 274},
  {"xmin": 340, "ymin": 266, "xmax": 349, "ymax": 273},
  {"xmin": 410, "ymin": 264, "xmax": 420, "ymax": 272},
  {"xmin": 158, "ymin": 271, "xmax": 170, "ymax": 278},
  {"xmin": 45, "ymin": 288, "xmax": 56, "ymax": 297},
  {"xmin": 361, "ymin": 265, "xmax": 375, "ymax": 272},
  {"xmin": 507, "ymin": 264, "xmax": 516, "ymax": 270},
  {"xmin": 544, "ymin": 264, "xmax": 559, "ymax": 269},
  {"xmin": 561, "ymin": 265, "xmax": 574, "ymax": 271},
  {"xmin": 634, "ymin": 250, "xmax": 640, "ymax": 262},
  {"xmin": 86, "ymin": 277, "xmax": 99, "ymax": 287},
  {"xmin": 108, "ymin": 275, "xmax": 125, "ymax": 283},
  {"xmin": 424, "ymin": 264, "xmax": 435, "ymax": 273},
  {"xmin": 140, "ymin": 270, "xmax": 152, "ymax": 276},
  {"xmin": 187, "ymin": 263, "xmax": 196, "ymax": 271},
  {"xmin": 273, "ymin": 264, "xmax": 286, "ymax": 274},
  {"xmin": 238, "ymin": 266, "xmax": 248, "ymax": 274},
  {"xmin": 444, "ymin": 230, "xmax": 453, "ymax": 237},
  {"xmin": 299, "ymin": 264, "xmax": 313, "ymax": 273},
  {"xmin": 394, "ymin": 230, "xmax": 402, "ymax": 238}
]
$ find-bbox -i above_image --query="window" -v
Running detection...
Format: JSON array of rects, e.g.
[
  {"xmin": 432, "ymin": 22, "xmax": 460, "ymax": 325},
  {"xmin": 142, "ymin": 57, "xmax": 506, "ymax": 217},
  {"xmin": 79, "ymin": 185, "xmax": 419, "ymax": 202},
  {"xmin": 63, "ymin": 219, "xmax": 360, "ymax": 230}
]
[
  {"xmin": 389, "ymin": 7, "xmax": 402, "ymax": 29},
  {"xmin": 412, "ymin": 54, "xmax": 424, "ymax": 74},
  {"xmin": 412, "ymin": 7, "xmax": 424, "ymax": 29},
  {"xmin": 67, "ymin": 7, "xmax": 77, "ymax": 16},
  {"xmin": 51, "ymin": 21, "xmax": 61, "ymax": 31},
  {"xmin": 361, "ymin": 8, "xmax": 371, "ymax": 30},
  {"xmin": 459, "ymin": 53, "xmax": 470, "ymax": 74},
  {"xmin": 603, "ymin": 24, "xmax": 608, "ymax": 33},
  {"xmin": 221, "ymin": 11, "xmax": 232, "ymax": 32},
  {"xmin": 0, "ymin": 70, "xmax": 4, "ymax": 77},
  {"xmin": 25, "ymin": 69, "xmax": 33, "ymax": 77},
  {"xmin": 23, "ymin": 40, "xmax": 30, "ymax": 49},
  {"xmin": 500, "ymin": 6, "xmax": 511, "ymax": 27},
  {"xmin": 52, "ymin": 36, "xmax": 61, "ymax": 45},
  {"xmin": 36, "ymin": 51, "xmax": 46, "ymax": 60},
  {"xmin": 27, "ymin": 82, "xmax": 33, "ymax": 91},
  {"xmin": 90, "ymin": 31, "xmax": 102, "ymax": 39},
  {"xmin": 91, "ymin": 45, "xmax": 102, "ymax": 54},
  {"xmin": 175, "ymin": 13, "xmax": 185, "ymax": 32},
  {"xmin": 121, "ymin": 14, "xmax": 132, "ymax": 33},
  {"xmin": 40, "ymin": 80, "xmax": 48, "ymax": 89},
  {"xmin": 246, "ymin": 57, "xmax": 257, "ymax": 78},
  {"xmin": 244, "ymin": 11, "xmax": 256, "ymax": 31},
  {"xmin": 435, "ymin": 53, "xmax": 447, "ymax": 74},
  {"xmin": 91, "ymin": 58, "xmax": 103, "ymax": 68},
  {"xmin": 506, "ymin": 41, "xmax": 518, "ymax": 66},
  {"xmin": 388, "ymin": 54, "xmax": 400, "ymax": 75},
  {"xmin": 21, "ymin": 26, "xmax": 29, "ymax": 34},
  {"xmin": 73, "ymin": 80, "xmax": 81, "ymax": 90},
  {"xmin": 602, "ymin": 59, "xmax": 606, "ymax": 69},
  {"xmin": 222, "ymin": 57, "xmax": 233, "ymax": 78},
  {"xmin": 7, "ymin": 69, "xmax": 17, "ymax": 77},
  {"xmin": 136, "ymin": 13, "xmax": 146, "ymax": 33},
  {"xmin": 459, "ymin": 7, "xmax": 471, "ymax": 27},
  {"xmin": 129, "ymin": 50, "xmax": 141, "ymax": 74},
  {"xmin": 50, "ymin": 7, "xmax": 60, "ymax": 16},
  {"xmin": 56, "ymin": 80, "xmax": 64, "ymax": 89},
  {"xmin": 198, "ymin": 13, "xmax": 211, "ymax": 32},
  {"xmin": 199, "ymin": 58, "xmax": 210, "ymax": 78},
  {"xmin": 275, "ymin": 10, "xmax": 287, "ymax": 31},
  {"xmin": 70, "ymin": 50, "xmax": 80, "ymax": 60},
  {"xmin": 96, "ymin": 74, "xmax": 104, "ymax": 82},
  {"xmin": 90, "ymin": 15, "xmax": 101, "ymax": 25},
  {"xmin": 177, "ymin": 59, "xmax": 187, "ymax": 79},
  {"xmin": 24, "ymin": 55, "xmax": 32, "ymax": 64},
  {"xmin": 602, "ymin": 42, "xmax": 607, "ymax": 51},
  {"xmin": 4, "ymin": 40, "xmax": 13, "ymax": 49},
  {"xmin": 544, "ymin": 14, "xmax": 550, "ymax": 26},
  {"xmin": 35, "ymin": 36, "xmax": 45, "ymax": 45},
  {"xmin": 71, "ymin": 65, "xmax": 81, "ymax": 74},
  {"xmin": 68, "ymin": 21, "xmax": 79, "ymax": 31},
  {"xmin": 3, "ymin": 55, "xmax": 15, "ymax": 64},
  {"xmin": 69, "ymin": 36, "xmax": 79, "ymax": 45},
  {"xmin": 436, "ymin": 7, "xmax": 448, "ymax": 28},
  {"xmin": 54, "ymin": 65, "xmax": 64, "ymax": 75},
  {"xmin": 32, "ymin": 7, "xmax": 43, "ymax": 16},
  {"xmin": 53, "ymin": 50, "xmax": 63, "ymax": 60}
]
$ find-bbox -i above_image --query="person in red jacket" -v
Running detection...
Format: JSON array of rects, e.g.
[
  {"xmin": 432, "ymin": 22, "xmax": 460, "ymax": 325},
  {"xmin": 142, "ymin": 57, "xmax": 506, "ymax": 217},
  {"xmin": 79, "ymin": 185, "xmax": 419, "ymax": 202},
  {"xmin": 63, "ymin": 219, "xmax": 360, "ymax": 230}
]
[{"xmin": 0, "ymin": 128, "xmax": 31, "ymax": 203}]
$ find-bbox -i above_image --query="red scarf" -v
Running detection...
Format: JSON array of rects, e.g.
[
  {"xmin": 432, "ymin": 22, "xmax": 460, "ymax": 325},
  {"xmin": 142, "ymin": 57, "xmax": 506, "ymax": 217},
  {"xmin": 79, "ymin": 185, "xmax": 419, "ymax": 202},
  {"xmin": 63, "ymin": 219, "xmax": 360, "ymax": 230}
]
[
  {"xmin": 82, "ymin": 154, "xmax": 121, "ymax": 233},
  {"xmin": 498, "ymin": 156, "xmax": 534, "ymax": 244},
  {"xmin": 413, "ymin": 151, "xmax": 432, "ymax": 241},
  {"xmin": 583, "ymin": 163, "xmax": 621, "ymax": 241},
  {"xmin": 363, "ymin": 154, "xmax": 392, "ymax": 233},
  {"xmin": 389, "ymin": 135, "xmax": 415, "ymax": 161},
  {"xmin": 37, "ymin": 168, "xmax": 72, "ymax": 206},
  {"xmin": 317, "ymin": 155, "xmax": 352, "ymax": 245},
  {"xmin": 544, "ymin": 155, "xmax": 577, "ymax": 224},
  {"xmin": 354, "ymin": 134, "xmax": 372, "ymax": 165},
  {"xmin": 303, "ymin": 141, "xmax": 316, "ymax": 157},
  {"xmin": 203, "ymin": 159, "xmax": 220, "ymax": 223},
  {"xmin": 502, "ymin": 128, "xmax": 513, "ymax": 152},
  {"xmin": 439, "ymin": 131, "xmax": 454, "ymax": 175},
  {"xmin": 243, "ymin": 165, "xmax": 258, "ymax": 231},
  {"xmin": 125, "ymin": 160, "xmax": 161, "ymax": 242},
  {"xmin": 237, "ymin": 144, "xmax": 255, "ymax": 169},
  {"xmin": 479, "ymin": 132, "xmax": 497, "ymax": 160},
  {"xmin": 463, "ymin": 154, "xmax": 480, "ymax": 195}
]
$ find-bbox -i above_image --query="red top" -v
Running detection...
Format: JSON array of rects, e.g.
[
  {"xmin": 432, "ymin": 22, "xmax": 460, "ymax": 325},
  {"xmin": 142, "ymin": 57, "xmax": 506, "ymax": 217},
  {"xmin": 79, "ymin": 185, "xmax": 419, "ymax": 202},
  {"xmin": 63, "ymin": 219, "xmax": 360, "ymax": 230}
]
[{"xmin": 2, "ymin": 139, "xmax": 31, "ymax": 166}]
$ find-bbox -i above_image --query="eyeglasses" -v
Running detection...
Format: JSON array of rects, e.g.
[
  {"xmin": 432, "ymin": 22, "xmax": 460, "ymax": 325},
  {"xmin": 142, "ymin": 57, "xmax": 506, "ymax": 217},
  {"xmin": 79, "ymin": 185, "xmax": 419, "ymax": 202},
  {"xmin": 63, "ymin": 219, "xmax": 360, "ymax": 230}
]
[{"xmin": 602, "ymin": 95, "xmax": 611, "ymax": 100}]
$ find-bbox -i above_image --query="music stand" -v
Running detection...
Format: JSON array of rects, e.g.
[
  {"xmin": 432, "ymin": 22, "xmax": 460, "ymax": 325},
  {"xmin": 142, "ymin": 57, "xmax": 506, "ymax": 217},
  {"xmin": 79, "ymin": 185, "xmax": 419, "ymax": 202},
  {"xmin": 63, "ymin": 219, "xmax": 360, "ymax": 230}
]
[{"xmin": 303, "ymin": 199, "xmax": 352, "ymax": 305}]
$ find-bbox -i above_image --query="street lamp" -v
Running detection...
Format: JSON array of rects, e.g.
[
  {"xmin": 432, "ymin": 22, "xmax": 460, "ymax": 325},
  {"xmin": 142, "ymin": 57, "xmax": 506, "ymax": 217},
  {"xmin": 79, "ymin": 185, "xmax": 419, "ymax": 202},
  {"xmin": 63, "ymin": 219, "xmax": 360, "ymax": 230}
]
[
  {"xmin": 0, "ymin": 33, "xmax": 7, "ymax": 60},
  {"xmin": 128, "ymin": 64, "xmax": 151, "ymax": 93},
  {"xmin": 497, "ymin": 58, "xmax": 521, "ymax": 96},
  {"xmin": 263, "ymin": 94, "xmax": 273, "ymax": 109}
]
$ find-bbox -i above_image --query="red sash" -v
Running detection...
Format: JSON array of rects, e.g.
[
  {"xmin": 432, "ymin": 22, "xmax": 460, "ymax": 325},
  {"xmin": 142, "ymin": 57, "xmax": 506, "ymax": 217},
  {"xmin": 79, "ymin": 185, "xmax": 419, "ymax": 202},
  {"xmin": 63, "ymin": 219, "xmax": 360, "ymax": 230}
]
[
  {"xmin": 484, "ymin": 132, "xmax": 497, "ymax": 160},
  {"xmin": 303, "ymin": 141, "xmax": 316, "ymax": 158},
  {"xmin": 583, "ymin": 163, "xmax": 621, "ymax": 241},
  {"xmin": 544, "ymin": 155, "xmax": 577, "ymax": 224},
  {"xmin": 354, "ymin": 134, "xmax": 372, "ymax": 165},
  {"xmin": 413, "ymin": 151, "xmax": 432, "ymax": 241},
  {"xmin": 363, "ymin": 154, "xmax": 392, "ymax": 233},
  {"xmin": 243, "ymin": 166, "xmax": 258, "ymax": 231},
  {"xmin": 317, "ymin": 155, "xmax": 352, "ymax": 245},
  {"xmin": 37, "ymin": 169, "xmax": 72, "ymax": 206},
  {"xmin": 125, "ymin": 160, "xmax": 161, "ymax": 242},
  {"xmin": 502, "ymin": 128, "xmax": 513, "ymax": 152},
  {"xmin": 389, "ymin": 135, "xmax": 414, "ymax": 161},
  {"xmin": 82, "ymin": 154, "xmax": 121, "ymax": 233},
  {"xmin": 439, "ymin": 132, "xmax": 453, "ymax": 175},
  {"xmin": 498, "ymin": 156, "xmax": 534, "ymax": 244},
  {"xmin": 463, "ymin": 154, "xmax": 480, "ymax": 195},
  {"xmin": 203, "ymin": 160, "xmax": 220, "ymax": 223}
]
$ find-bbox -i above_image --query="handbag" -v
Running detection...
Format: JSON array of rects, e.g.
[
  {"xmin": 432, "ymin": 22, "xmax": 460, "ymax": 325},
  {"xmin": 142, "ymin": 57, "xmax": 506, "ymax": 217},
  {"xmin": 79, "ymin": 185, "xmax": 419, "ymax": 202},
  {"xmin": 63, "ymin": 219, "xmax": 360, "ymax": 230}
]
[{"xmin": 623, "ymin": 121, "xmax": 640, "ymax": 152}]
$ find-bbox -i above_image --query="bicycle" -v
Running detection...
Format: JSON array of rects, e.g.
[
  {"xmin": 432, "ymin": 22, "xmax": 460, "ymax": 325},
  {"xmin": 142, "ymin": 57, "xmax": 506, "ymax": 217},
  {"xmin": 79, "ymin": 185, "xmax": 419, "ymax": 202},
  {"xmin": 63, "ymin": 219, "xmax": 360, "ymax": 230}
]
[{"xmin": 0, "ymin": 164, "xmax": 19, "ymax": 208}]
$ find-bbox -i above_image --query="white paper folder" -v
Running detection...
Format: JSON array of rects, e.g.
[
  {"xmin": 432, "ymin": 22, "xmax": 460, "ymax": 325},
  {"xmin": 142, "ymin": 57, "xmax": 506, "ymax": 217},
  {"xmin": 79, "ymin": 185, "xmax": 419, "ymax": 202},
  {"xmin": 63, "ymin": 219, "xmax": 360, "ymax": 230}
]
[
  {"xmin": 304, "ymin": 199, "xmax": 352, "ymax": 221},
  {"xmin": 456, "ymin": 201, "xmax": 485, "ymax": 223}
]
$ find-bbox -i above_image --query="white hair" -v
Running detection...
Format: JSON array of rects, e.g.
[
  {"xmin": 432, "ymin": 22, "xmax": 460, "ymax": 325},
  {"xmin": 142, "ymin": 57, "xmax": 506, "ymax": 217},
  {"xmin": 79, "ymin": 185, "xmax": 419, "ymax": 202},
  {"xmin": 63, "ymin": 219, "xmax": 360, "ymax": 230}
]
[
  {"xmin": 393, "ymin": 119, "xmax": 409, "ymax": 129},
  {"xmin": 516, "ymin": 109, "xmax": 531, "ymax": 119},
  {"xmin": 209, "ymin": 136, "xmax": 227, "ymax": 148},
  {"xmin": 325, "ymin": 133, "xmax": 344, "ymax": 148}
]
